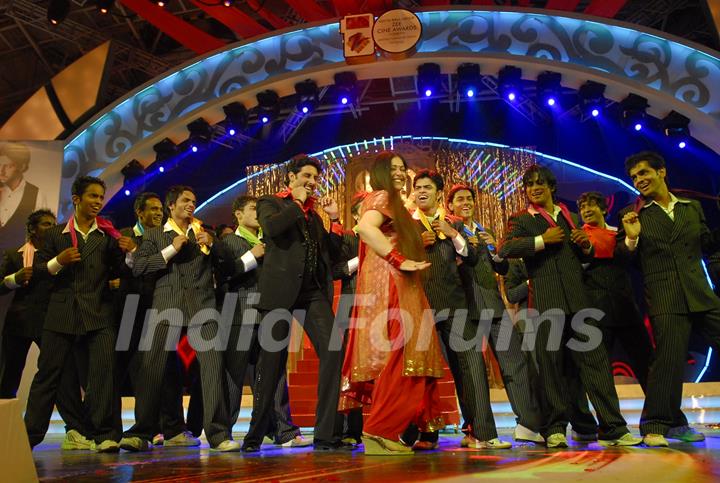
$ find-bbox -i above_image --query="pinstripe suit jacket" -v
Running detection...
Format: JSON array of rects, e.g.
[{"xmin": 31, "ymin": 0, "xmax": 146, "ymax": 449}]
[
  {"xmin": 256, "ymin": 195, "xmax": 341, "ymax": 311},
  {"xmin": 417, "ymin": 218, "xmax": 478, "ymax": 313},
  {"xmin": 0, "ymin": 247, "xmax": 52, "ymax": 339},
  {"xmin": 132, "ymin": 225, "xmax": 218, "ymax": 325},
  {"xmin": 458, "ymin": 227, "xmax": 508, "ymax": 320},
  {"xmin": 504, "ymin": 259, "xmax": 529, "ymax": 307},
  {"xmin": 499, "ymin": 209, "xmax": 592, "ymax": 314},
  {"xmin": 34, "ymin": 223, "xmax": 128, "ymax": 335},
  {"xmin": 616, "ymin": 199, "xmax": 720, "ymax": 316},
  {"xmin": 216, "ymin": 233, "xmax": 261, "ymax": 325}
]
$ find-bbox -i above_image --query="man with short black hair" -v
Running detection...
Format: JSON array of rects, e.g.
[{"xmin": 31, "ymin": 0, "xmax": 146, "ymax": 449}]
[
  {"xmin": 500, "ymin": 165, "xmax": 640, "ymax": 448},
  {"xmin": 24, "ymin": 176, "xmax": 136, "ymax": 452},
  {"xmin": 617, "ymin": 151, "xmax": 720, "ymax": 446},
  {"xmin": 447, "ymin": 184, "xmax": 544, "ymax": 445},
  {"xmin": 243, "ymin": 154, "xmax": 346, "ymax": 452},
  {"xmin": 408, "ymin": 170, "xmax": 510, "ymax": 450},
  {"xmin": 120, "ymin": 186, "xmax": 235, "ymax": 452}
]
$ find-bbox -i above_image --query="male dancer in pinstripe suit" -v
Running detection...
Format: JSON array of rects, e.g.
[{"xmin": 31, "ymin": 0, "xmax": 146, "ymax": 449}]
[
  {"xmin": 447, "ymin": 184, "xmax": 544, "ymax": 445},
  {"xmin": 120, "ymin": 186, "xmax": 237, "ymax": 452},
  {"xmin": 407, "ymin": 170, "xmax": 511, "ymax": 450},
  {"xmin": 217, "ymin": 195, "xmax": 311, "ymax": 449},
  {"xmin": 617, "ymin": 151, "xmax": 720, "ymax": 446},
  {"xmin": 24, "ymin": 176, "xmax": 136, "ymax": 452},
  {"xmin": 500, "ymin": 165, "xmax": 641, "ymax": 448},
  {"xmin": 115, "ymin": 192, "xmax": 194, "ymax": 447}
]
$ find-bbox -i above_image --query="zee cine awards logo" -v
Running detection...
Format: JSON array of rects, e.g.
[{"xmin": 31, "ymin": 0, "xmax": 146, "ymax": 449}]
[{"xmin": 340, "ymin": 9, "xmax": 422, "ymax": 64}]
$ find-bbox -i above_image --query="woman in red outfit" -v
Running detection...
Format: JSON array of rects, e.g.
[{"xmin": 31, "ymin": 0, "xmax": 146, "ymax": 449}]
[{"xmin": 339, "ymin": 151, "xmax": 446, "ymax": 455}]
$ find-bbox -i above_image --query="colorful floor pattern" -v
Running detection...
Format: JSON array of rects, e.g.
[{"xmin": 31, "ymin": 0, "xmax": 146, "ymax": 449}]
[{"xmin": 32, "ymin": 428, "xmax": 720, "ymax": 482}]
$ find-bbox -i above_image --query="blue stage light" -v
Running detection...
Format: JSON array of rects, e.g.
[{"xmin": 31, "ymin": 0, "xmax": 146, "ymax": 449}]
[
  {"xmin": 159, "ymin": 166, "xmax": 165, "ymax": 173},
  {"xmin": 341, "ymin": 96, "xmax": 348, "ymax": 105},
  {"xmin": 301, "ymin": 105, "xmax": 309, "ymax": 114},
  {"xmin": 124, "ymin": 189, "xmax": 131, "ymax": 196},
  {"xmin": 679, "ymin": 141, "xmax": 687, "ymax": 149},
  {"xmin": 466, "ymin": 89, "xmax": 475, "ymax": 98},
  {"xmin": 634, "ymin": 123, "xmax": 642, "ymax": 131},
  {"xmin": 547, "ymin": 97, "xmax": 556, "ymax": 106},
  {"xmin": 591, "ymin": 108, "xmax": 600, "ymax": 117},
  {"xmin": 425, "ymin": 88, "xmax": 432, "ymax": 97},
  {"xmin": 191, "ymin": 145, "xmax": 198, "ymax": 152},
  {"xmin": 507, "ymin": 92, "xmax": 516, "ymax": 101},
  {"xmin": 228, "ymin": 128, "xmax": 236, "ymax": 136},
  {"xmin": 261, "ymin": 115, "xmax": 269, "ymax": 124}
]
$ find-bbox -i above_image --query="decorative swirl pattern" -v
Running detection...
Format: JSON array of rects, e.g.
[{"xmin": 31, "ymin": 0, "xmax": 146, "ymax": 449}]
[{"xmin": 61, "ymin": 9, "xmax": 720, "ymax": 207}]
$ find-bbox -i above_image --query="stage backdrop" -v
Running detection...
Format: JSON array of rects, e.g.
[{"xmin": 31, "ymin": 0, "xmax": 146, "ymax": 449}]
[{"xmin": 0, "ymin": 140, "xmax": 63, "ymax": 409}]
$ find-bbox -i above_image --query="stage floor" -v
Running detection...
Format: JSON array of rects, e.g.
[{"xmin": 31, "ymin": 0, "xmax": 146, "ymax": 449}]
[{"xmin": 33, "ymin": 427, "xmax": 720, "ymax": 482}]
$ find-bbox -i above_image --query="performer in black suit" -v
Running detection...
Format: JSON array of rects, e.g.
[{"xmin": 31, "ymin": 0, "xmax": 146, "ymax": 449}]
[
  {"xmin": 24, "ymin": 176, "xmax": 136, "ymax": 452},
  {"xmin": 0, "ymin": 209, "xmax": 91, "ymax": 450},
  {"xmin": 617, "ymin": 151, "xmax": 720, "ymax": 446},
  {"xmin": 407, "ymin": 170, "xmax": 510, "ymax": 450},
  {"xmin": 218, "ymin": 195, "xmax": 311, "ymax": 448},
  {"xmin": 120, "ymin": 186, "xmax": 235, "ymax": 452},
  {"xmin": 113, "ymin": 192, "xmax": 193, "ymax": 447},
  {"xmin": 447, "ymin": 184, "xmax": 544, "ymax": 445},
  {"xmin": 242, "ymin": 154, "xmax": 346, "ymax": 452},
  {"xmin": 499, "ymin": 165, "xmax": 640, "ymax": 448}
]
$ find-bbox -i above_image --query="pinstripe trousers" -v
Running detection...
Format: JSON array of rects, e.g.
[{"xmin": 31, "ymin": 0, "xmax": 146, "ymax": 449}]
[
  {"xmin": 123, "ymin": 321, "xmax": 230, "ymax": 447},
  {"xmin": 436, "ymin": 313, "xmax": 498, "ymax": 441},
  {"xmin": 533, "ymin": 313, "xmax": 628, "ymax": 440},
  {"xmin": 641, "ymin": 309, "xmax": 720, "ymax": 435},
  {"xmin": 25, "ymin": 327, "xmax": 117, "ymax": 446},
  {"xmin": 485, "ymin": 318, "xmax": 543, "ymax": 432}
]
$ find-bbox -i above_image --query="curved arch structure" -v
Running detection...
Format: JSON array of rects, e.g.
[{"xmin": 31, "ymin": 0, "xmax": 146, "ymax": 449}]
[{"xmin": 62, "ymin": 7, "xmax": 720, "ymax": 202}]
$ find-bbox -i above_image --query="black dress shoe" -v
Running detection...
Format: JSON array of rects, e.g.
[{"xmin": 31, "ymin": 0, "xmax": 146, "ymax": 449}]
[
  {"xmin": 241, "ymin": 443, "xmax": 261, "ymax": 453},
  {"xmin": 313, "ymin": 440, "xmax": 355, "ymax": 451}
]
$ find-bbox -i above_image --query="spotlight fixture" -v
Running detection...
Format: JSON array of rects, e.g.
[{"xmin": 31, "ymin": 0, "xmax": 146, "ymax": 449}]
[
  {"xmin": 155, "ymin": 0, "xmax": 166, "ymax": 7},
  {"xmin": 498, "ymin": 66, "xmax": 522, "ymax": 102},
  {"xmin": 417, "ymin": 63, "xmax": 442, "ymax": 98},
  {"xmin": 457, "ymin": 63, "xmax": 481, "ymax": 99},
  {"xmin": 222, "ymin": 102, "xmax": 248, "ymax": 135},
  {"xmin": 578, "ymin": 81, "xmax": 606, "ymax": 118},
  {"xmin": 295, "ymin": 80, "xmax": 319, "ymax": 114},
  {"xmin": 334, "ymin": 71, "xmax": 357, "ymax": 106},
  {"xmin": 186, "ymin": 118, "xmax": 212, "ymax": 152},
  {"xmin": 96, "ymin": 0, "xmax": 114, "ymax": 14},
  {"xmin": 47, "ymin": 0, "xmax": 71, "ymax": 25},
  {"xmin": 537, "ymin": 71, "xmax": 561, "ymax": 108},
  {"xmin": 621, "ymin": 94, "xmax": 649, "ymax": 132},
  {"xmin": 153, "ymin": 137, "xmax": 178, "ymax": 161},
  {"xmin": 222, "ymin": 0, "xmax": 234, "ymax": 6},
  {"xmin": 256, "ymin": 90, "xmax": 280, "ymax": 124},
  {"xmin": 663, "ymin": 110, "xmax": 690, "ymax": 149},
  {"xmin": 121, "ymin": 159, "xmax": 146, "ymax": 196}
]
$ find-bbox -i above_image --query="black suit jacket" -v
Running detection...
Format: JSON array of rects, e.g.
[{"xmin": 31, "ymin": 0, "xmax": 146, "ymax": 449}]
[
  {"xmin": 256, "ymin": 195, "xmax": 341, "ymax": 311},
  {"xmin": 0, "ymin": 246, "xmax": 52, "ymax": 339},
  {"xmin": 417, "ymin": 218, "xmax": 477, "ymax": 314},
  {"xmin": 132, "ymin": 225, "xmax": 219, "ymax": 324},
  {"xmin": 615, "ymin": 199, "xmax": 720, "ymax": 316},
  {"xmin": 216, "ymin": 233, "xmax": 262, "ymax": 325},
  {"xmin": 332, "ymin": 231, "xmax": 360, "ymax": 296},
  {"xmin": 458, "ymin": 227, "xmax": 508, "ymax": 320},
  {"xmin": 35, "ymin": 223, "xmax": 128, "ymax": 335},
  {"xmin": 499, "ymin": 209, "xmax": 592, "ymax": 314},
  {"xmin": 504, "ymin": 259, "xmax": 529, "ymax": 307}
]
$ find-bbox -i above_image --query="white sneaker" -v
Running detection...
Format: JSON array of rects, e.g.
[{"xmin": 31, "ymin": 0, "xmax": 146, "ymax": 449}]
[
  {"xmin": 211, "ymin": 440, "xmax": 241, "ymax": 452},
  {"xmin": 61, "ymin": 430, "xmax": 93, "ymax": 450},
  {"xmin": 466, "ymin": 437, "xmax": 512, "ymax": 449},
  {"xmin": 278, "ymin": 435, "xmax": 313, "ymax": 448},
  {"xmin": 164, "ymin": 431, "xmax": 201, "ymax": 447},
  {"xmin": 91, "ymin": 440, "xmax": 120, "ymax": 453},
  {"xmin": 513, "ymin": 424, "xmax": 544, "ymax": 444},
  {"xmin": 546, "ymin": 433, "xmax": 569, "ymax": 448},
  {"xmin": 119, "ymin": 436, "xmax": 150, "ymax": 452},
  {"xmin": 598, "ymin": 432, "xmax": 642, "ymax": 447}
]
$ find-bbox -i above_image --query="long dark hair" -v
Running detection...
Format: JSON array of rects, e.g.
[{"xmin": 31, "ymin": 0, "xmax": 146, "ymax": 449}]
[{"xmin": 369, "ymin": 151, "xmax": 425, "ymax": 262}]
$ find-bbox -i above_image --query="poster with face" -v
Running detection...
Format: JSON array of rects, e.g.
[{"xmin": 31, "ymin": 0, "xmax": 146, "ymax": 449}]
[{"xmin": 0, "ymin": 141, "xmax": 63, "ymax": 252}]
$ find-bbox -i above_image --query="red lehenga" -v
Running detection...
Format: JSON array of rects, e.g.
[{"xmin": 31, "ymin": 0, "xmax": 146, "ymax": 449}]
[{"xmin": 339, "ymin": 190, "xmax": 445, "ymax": 440}]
